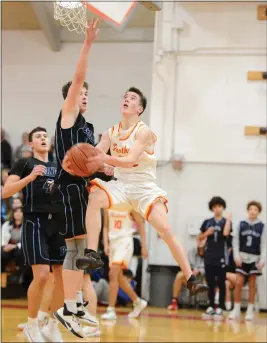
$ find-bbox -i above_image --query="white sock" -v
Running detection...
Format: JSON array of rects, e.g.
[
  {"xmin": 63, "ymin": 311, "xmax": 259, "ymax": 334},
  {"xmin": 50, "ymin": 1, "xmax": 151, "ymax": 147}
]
[
  {"xmin": 37, "ymin": 310, "xmax": 49, "ymax": 322},
  {"xmin": 65, "ymin": 300, "xmax": 78, "ymax": 314},
  {"xmin": 134, "ymin": 297, "xmax": 141, "ymax": 306},
  {"xmin": 28, "ymin": 317, "xmax": 38, "ymax": 326},
  {"xmin": 225, "ymin": 301, "xmax": 232, "ymax": 311},
  {"xmin": 247, "ymin": 303, "xmax": 254, "ymax": 313},
  {"xmin": 233, "ymin": 303, "xmax": 241, "ymax": 312},
  {"xmin": 76, "ymin": 291, "xmax": 83, "ymax": 305}
]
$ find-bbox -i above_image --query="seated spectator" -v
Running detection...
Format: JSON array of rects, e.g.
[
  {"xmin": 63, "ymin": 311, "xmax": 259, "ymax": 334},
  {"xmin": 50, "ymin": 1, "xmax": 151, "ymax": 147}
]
[
  {"xmin": 1, "ymin": 129, "xmax": 12, "ymax": 169},
  {"xmin": 6, "ymin": 197, "xmax": 23, "ymax": 221},
  {"xmin": 91, "ymin": 269, "xmax": 138, "ymax": 307},
  {"xmin": 168, "ymin": 238, "xmax": 206, "ymax": 310},
  {"xmin": 1, "ymin": 207, "xmax": 24, "ymax": 271},
  {"xmin": 117, "ymin": 269, "xmax": 137, "ymax": 306},
  {"xmin": 14, "ymin": 132, "xmax": 29, "ymax": 162}
]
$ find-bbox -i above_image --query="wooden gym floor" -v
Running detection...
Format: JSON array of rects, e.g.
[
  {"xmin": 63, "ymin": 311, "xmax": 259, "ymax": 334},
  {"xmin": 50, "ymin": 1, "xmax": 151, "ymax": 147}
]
[{"xmin": 2, "ymin": 299, "xmax": 267, "ymax": 342}]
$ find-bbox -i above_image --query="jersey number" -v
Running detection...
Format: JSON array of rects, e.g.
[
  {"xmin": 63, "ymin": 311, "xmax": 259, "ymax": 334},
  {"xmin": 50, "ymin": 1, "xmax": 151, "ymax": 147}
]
[
  {"xmin": 214, "ymin": 231, "xmax": 218, "ymax": 242},
  {"xmin": 114, "ymin": 220, "xmax": 122, "ymax": 230},
  {"xmin": 246, "ymin": 236, "xmax": 252, "ymax": 247},
  {"xmin": 43, "ymin": 179, "xmax": 53, "ymax": 194}
]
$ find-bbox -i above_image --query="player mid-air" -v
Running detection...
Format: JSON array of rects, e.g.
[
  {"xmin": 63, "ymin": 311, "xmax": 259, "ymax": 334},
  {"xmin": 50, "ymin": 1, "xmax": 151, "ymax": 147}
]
[{"xmin": 63, "ymin": 85, "xmax": 209, "ymax": 297}]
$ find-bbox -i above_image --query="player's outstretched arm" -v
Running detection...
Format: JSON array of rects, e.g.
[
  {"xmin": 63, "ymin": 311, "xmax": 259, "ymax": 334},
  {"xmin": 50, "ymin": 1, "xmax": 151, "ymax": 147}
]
[
  {"xmin": 97, "ymin": 127, "xmax": 154, "ymax": 168},
  {"xmin": 61, "ymin": 18, "xmax": 99, "ymax": 129},
  {"xmin": 2, "ymin": 165, "xmax": 46, "ymax": 199}
]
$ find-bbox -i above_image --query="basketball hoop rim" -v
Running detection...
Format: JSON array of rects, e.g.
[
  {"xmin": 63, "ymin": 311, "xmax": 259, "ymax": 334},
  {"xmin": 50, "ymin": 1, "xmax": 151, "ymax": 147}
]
[{"xmin": 55, "ymin": 1, "xmax": 83, "ymax": 9}]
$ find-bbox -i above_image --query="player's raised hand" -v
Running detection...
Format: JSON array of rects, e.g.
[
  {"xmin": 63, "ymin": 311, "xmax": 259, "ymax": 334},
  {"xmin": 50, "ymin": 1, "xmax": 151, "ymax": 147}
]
[
  {"xmin": 29, "ymin": 165, "xmax": 46, "ymax": 181},
  {"xmin": 85, "ymin": 18, "xmax": 99, "ymax": 43}
]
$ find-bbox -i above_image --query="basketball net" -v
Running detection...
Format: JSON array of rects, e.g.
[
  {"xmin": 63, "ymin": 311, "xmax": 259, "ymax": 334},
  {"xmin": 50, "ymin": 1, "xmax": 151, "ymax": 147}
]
[
  {"xmin": 54, "ymin": 1, "xmax": 137, "ymax": 34},
  {"xmin": 54, "ymin": 2, "xmax": 87, "ymax": 34}
]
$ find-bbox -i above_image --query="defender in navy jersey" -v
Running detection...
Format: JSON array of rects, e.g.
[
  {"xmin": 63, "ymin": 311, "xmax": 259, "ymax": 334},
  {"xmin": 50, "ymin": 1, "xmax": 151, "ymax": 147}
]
[
  {"xmin": 229, "ymin": 201, "xmax": 266, "ymax": 321},
  {"xmin": 199, "ymin": 196, "xmax": 232, "ymax": 319},
  {"xmin": 52, "ymin": 19, "xmax": 112, "ymax": 338},
  {"xmin": 2, "ymin": 127, "xmax": 65, "ymax": 342}
]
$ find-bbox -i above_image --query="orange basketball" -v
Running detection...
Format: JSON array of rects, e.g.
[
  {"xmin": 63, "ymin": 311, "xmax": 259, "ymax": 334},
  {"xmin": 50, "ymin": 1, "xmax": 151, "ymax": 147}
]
[{"xmin": 67, "ymin": 143, "xmax": 102, "ymax": 177}]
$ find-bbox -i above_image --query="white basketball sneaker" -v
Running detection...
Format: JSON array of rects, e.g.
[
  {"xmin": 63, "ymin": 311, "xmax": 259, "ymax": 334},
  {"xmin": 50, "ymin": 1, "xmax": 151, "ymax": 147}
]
[
  {"xmin": 128, "ymin": 298, "xmax": 147, "ymax": 318},
  {"xmin": 54, "ymin": 305, "xmax": 84, "ymax": 338},
  {"xmin": 228, "ymin": 308, "xmax": 241, "ymax": 320},
  {"xmin": 79, "ymin": 306, "xmax": 99, "ymax": 326},
  {"xmin": 23, "ymin": 323, "xmax": 45, "ymax": 342},
  {"xmin": 41, "ymin": 318, "xmax": 63, "ymax": 342},
  {"xmin": 101, "ymin": 307, "xmax": 117, "ymax": 320}
]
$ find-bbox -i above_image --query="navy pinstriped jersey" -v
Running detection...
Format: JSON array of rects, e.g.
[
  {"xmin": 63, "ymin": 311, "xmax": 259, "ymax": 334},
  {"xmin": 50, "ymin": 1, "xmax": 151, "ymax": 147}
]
[
  {"xmin": 54, "ymin": 112, "xmax": 95, "ymax": 185},
  {"xmin": 200, "ymin": 217, "xmax": 232, "ymax": 267},
  {"xmin": 8, "ymin": 157, "xmax": 57, "ymax": 213},
  {"xmin": 239, "ymin": 220, "xmax": 264, "ymax": 256}
]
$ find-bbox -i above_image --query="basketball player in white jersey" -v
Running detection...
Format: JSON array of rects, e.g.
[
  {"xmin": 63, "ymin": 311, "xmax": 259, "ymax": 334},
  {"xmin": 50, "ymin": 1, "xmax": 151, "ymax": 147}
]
[
  {"xmin": 65, "ymin": 87, "xmax": 208, "ymax": 295},
  {"xmin": 101, "ymin": 209, "xmax": 148, "ymax": 320}
]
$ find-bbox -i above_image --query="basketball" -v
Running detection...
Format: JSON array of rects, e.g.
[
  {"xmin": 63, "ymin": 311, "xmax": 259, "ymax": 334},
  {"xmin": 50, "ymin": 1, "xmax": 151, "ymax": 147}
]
[{"xmin": 67, "ymin": 143, "xmax": 102, "ymax": 177}]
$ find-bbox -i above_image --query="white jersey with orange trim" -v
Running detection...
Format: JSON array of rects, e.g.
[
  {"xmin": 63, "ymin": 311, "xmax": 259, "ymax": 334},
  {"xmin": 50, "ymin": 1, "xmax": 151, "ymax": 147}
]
[
  {"xmin": 108, "ymin": 209, "xmax": 136, "ymax": 241},
  {"xmin": 108, "ymin": 121, "xmax": 157, "ymax": 183}
]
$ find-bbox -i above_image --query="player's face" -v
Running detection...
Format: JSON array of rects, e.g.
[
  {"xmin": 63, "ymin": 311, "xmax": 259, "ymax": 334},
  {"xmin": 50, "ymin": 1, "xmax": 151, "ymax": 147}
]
[
  {"xmin": 30, "ymin": 131, "xmax": 50, "ymax": 153},
  {"xmin": 79, "ymin": 87, "xmax": 88, "ymax": 114},
  {"xmin": 248, "ymin": 205, "xmax": 260, "ymax": 220},
  {"xmin": 212, "ymin": 204, "xmax": 224, "ymax": 217},
  {"xmin": 121, "ymin": 91, "xmax": 143, "ymax": 116}
]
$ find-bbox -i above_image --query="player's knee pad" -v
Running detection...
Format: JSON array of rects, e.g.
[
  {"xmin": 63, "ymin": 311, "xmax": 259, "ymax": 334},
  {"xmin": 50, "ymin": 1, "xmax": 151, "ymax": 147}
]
[{"xmin": 63, "ymin": 239, "xmax": 86, "ymax": 271}]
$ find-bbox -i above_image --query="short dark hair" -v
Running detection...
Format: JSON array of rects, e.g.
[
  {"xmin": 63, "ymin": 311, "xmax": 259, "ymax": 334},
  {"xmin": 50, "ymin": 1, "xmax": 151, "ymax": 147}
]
[
  {"xmin": 62, "ymin": 81, "xmax": 89, "ymax": 100},
  {"xmin": 123, "ymin": 269, "xmax": 134, "ymax": 279},
  {"xmin": 247, "ymin": 201, "xmax": 262, "ymax": 213},
  {"xmin": 29, "ymin": 127, "xmax": 47, "ymax": 142},
  {"xmin": 126, "ymin": 87, "xmax": 147, "ymax": 115},
  {"xmin": 208, "ymin": 196, "xmax": 226, "ymax": 211}
]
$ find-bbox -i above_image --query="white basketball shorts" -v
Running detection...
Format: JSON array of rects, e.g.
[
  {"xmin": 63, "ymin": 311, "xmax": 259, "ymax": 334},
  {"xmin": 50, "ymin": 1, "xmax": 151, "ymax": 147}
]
[{"xmin": 89, "ymin": 178, "xmax": 168, "ymax": 220}]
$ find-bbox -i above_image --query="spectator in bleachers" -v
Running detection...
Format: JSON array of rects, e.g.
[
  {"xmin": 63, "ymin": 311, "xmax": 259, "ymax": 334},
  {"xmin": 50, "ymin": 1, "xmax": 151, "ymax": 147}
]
[
  {"xmin": 229, "ymin": 201, "xmax": 265, "ymax": 321},
  {"xmin": 21, "ymin": 146, "xmax": 33, "ymax": 159},
  {"xmin": 1, "ymin": 168, "xmax": 12, "ymax": 223},
  {"xmin": 168, "ymin": 238, "xmax": 206, "ymax": 311},
  {"xmin": 14, "ymin": 132, "xmax": 29, "ymax": 162},
  {"xmin": 1, "ymin": 129, "xmax": 12, "ymax": 169},
  {"xmin": 48, "ymin": 136, "xmax": 56, "ymax": 163},
  {"xmin": 1, "ymin": 207, "xmax": 24, "ymax": 271}
]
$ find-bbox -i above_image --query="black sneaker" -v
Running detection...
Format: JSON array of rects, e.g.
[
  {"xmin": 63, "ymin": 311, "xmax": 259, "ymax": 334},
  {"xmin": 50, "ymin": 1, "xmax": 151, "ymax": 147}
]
[
  {"xmin": 76, "ymin": 250, "xmax": 104, "ymax": 270},
  {"xmin": 54, "ymin": 304, "xmax": 84, "ymax": 338},
  {"xmin": 187, "ymin": 275, "xmax": 209, "ymax": 295}
]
